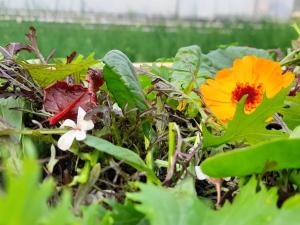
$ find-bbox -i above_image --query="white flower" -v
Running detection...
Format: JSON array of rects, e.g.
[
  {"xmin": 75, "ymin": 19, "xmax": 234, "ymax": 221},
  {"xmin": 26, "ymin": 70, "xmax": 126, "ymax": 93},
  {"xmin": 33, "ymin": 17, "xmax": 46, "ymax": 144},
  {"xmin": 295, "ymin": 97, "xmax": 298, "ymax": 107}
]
[
  {"xmin": 195, "ymin": 166, "xmax": 231, "ymax": 181},
  {"xmin": 57, "ymin": 107, "xmax": 94, "ymax": 151},
  {"xmin": 195, "ymin": 166, "xmax": 209, "ymax": 180}
]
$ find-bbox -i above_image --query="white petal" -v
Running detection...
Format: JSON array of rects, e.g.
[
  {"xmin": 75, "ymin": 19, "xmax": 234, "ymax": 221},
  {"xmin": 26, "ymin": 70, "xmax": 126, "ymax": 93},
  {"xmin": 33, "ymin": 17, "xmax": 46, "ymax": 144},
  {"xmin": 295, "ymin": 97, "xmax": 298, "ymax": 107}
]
[
  {"xmin": 57, "ymin": 130, "xmax": 76, "ymax": 151},
  {"xmin": 74, "ymin": 130, "xmax": 87, "ymax": 141},
  {"xmin": 76, "ymin": 107, "xmax": 94, "ymax": 131},
  {"xmin": 78, "ymin": 119, "xmax": 94, "ymax": 131},
  {"xmin": 60, "ymin": 119, "xmax": 76, "ymax": 129},
  {"xmin": 77, "ymin": 107, "xmax": 87, "ymax": 125},
  {"xmin": 223, "ymin": 177, "xmax": 231, "ymax": 181},
  {"xmin": 195, "ymin": 166, "xmax": 209, "ymax": 180}
]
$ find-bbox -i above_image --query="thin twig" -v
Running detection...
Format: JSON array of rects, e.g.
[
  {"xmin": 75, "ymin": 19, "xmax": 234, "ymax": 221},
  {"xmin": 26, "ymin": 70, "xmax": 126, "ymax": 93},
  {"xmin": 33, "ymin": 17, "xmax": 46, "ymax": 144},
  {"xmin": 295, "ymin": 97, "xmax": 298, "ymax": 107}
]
[{"xmin": 273, "ymin": 113, "xmax": 291, "ymax": 134}]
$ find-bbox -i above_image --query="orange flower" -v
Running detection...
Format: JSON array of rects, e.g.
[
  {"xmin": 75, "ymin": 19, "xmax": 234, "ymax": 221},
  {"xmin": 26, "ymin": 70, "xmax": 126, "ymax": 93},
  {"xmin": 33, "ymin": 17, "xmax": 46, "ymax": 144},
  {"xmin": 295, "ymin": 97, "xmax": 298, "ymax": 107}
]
[{"xmin": 200, "ymin": 55, "xmax": 295, "ymax": 123}]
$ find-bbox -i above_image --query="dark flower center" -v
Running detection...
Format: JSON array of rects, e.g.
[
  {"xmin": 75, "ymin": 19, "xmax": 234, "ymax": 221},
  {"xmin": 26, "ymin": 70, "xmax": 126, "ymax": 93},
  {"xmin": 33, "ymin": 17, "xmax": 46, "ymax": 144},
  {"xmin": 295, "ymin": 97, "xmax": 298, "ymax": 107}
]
[{"xmin": 232, "ymin": 83, "xmax": 264, "ymax": 111}]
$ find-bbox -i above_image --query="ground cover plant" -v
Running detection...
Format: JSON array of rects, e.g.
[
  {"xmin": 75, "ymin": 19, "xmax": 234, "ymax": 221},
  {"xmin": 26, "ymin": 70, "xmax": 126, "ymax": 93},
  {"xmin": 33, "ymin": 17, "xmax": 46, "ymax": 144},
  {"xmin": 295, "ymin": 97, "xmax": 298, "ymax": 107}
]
[
  {"xmin": 0, "ymin": 20, "xmax": 296, "ymax": 61},
  {"xmin": 1, "ymin": 25, "xmax": 300, "ymax": 224}
]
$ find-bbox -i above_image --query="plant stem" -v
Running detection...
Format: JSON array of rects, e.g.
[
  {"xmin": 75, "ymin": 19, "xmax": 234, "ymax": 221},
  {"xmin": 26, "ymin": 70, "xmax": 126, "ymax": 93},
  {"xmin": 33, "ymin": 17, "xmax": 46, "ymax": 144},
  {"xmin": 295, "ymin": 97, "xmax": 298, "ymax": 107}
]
[
  {"xmin": 168, "ymin": 122, "xmax": 176, "ymax": 169},
  {"xmin": 0, "ymin": 128, "xmax": 68, "ymax": 136}
]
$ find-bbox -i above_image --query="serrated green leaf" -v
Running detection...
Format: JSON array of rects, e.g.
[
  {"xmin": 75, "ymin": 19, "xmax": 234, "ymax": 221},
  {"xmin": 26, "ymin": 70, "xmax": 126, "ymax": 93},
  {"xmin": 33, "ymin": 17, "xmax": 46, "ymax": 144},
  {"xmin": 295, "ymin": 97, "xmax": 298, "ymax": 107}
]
[
  {"xmin": 0, "ymin": 158, "xmax": 114, "ymax": 225},
  {"xmin": 128, "ymin": 176, "xmax": 300, "ymax": 225},
  {"xmin": 171, "ymin": 45, "xmax": 202, "ymax": 90},
  {"xmin": 201, "ymin": 138, "xmax": 300, "ymax": 178},
  {"xmin": 0, "ymin": 159, "xmax": 54, "ymax": 225},
  {"xmin": 84, "ymin": 135, "xmax": 159, "ymax": 184},
  {"xmin": 21, "ymin": 54, "xmax": 98, "ymax": 87},
  {"xmin": 128, "ymin": 177, "xmax": 208, "ymax": 225},
  {"xmin": 203, "ymin": 88, "xmax": 289, "ymax": 148},
  {"xmin": 280, "ymin": 93, "xmax": 300, "ymax": 130},
  {"xmin": 103, "ymin": 50, "xmax": 148, "ymax": 111}
]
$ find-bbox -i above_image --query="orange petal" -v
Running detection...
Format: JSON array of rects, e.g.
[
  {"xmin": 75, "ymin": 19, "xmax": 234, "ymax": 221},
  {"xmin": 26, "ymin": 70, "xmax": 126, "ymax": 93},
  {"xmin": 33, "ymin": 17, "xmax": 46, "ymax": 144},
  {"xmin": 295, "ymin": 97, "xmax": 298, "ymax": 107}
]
[{"xmin": 283, "ymin": 71, "xmax": 295, "ymax": 87}]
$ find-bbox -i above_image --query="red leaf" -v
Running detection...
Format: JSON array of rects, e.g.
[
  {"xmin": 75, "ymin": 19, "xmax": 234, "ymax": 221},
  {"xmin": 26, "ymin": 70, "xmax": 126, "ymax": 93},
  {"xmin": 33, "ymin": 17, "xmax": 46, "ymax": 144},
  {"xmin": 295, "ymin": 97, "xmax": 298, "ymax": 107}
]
[
  {"xmin": 86, "ymin": 68, "xmax": 104, "ymax": 105},
  {"xmin": 44, "ymin": 69, "xmax": 104, "ymax": 125}
]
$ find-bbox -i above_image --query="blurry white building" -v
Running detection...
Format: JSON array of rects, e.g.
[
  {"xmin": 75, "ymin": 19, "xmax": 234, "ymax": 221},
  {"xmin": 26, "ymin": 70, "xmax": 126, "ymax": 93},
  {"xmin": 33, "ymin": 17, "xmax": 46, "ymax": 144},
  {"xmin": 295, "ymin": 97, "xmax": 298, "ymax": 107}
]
[{"xmin": 0, "ymin": 0, "xmax": 296, "ymax": 23}]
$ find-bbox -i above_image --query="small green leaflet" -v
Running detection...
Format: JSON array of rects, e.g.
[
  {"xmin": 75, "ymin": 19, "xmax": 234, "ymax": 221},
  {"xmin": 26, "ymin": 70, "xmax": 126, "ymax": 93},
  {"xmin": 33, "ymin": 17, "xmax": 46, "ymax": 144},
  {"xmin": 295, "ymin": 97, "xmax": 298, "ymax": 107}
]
[
  {"xmin": 201, "ymin": 138, "xmax": 300, "ymax": 178},
  {"xmin": 203, "ymin": 88, "xmax": 289, "ymax": 148},
  {"xmin": 20, "ymin": 53, "xmax": 98, "ymax": 87},
  {"xmin": 128, "ymin": 177, "xmax": 300, "ymax": 225}
]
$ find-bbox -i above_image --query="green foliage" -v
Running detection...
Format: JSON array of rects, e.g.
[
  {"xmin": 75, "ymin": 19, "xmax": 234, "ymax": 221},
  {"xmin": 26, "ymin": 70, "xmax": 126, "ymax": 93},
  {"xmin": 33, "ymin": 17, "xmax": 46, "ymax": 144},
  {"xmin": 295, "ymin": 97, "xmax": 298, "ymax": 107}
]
[
  {"xmin": 84, "ymin": 135, "xmax": 159, "ymax": 183},
  {"xmin": 128, "ymin": 177, "xmax": 207, "ymax": 225},
  {"xmin": 128, "ymin": 177, "xmax": 300, "ymax": 225},
  {"xmin": 170, "ymin": 45, "xmax": 202, "ymax": 89},
  {"xmin": 106, "ymin": 201, "xmax": 148, "ymax": 225},
  {"xmin": 200, "ymin": 46, "xmax": 271, "ymax": 77},
  {"xmin": 1, "ymin": 23, "xmax": 300, "ymax": 225},
  {"xmin": 20, "ymin": 54, "xmax": 97, "ymax": 87},
  {"xmin": 0, "ymin": 158, "xmax": 114, "ymax": 225},
  {"xmin": 103, "ymin": 50, "xmax": 148, "ymax": 111},
  {"xmin": 201, "ymin": 138, "xmax": 300, "ymax": 178},
  {"xmin": 0, "ymin": 159, "xmax": 72, "ymax": 225},
  {"xmin": 203, "ymin": 88, "xmax": 289, "ymax": 148},
  {"xmin": 0, "ymin": 21, "xmax": 294, "ymax": 61},
  {"xmin": 81, "ymin": 205, "xmax": 108, "ymax": 225},
  {"xmin": 280, "ymin": 93, "xmax": 300, "ymax": 130},
  {"xmin": 0, "ymin": 97, "xmax": 25, "ymax": 141}
]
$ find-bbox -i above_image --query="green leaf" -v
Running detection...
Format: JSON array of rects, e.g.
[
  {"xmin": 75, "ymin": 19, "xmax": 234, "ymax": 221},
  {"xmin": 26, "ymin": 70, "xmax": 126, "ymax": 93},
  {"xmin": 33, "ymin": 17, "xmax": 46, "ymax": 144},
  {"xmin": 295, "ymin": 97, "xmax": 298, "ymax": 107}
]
[
  {"xmin": 21, "ymin": 54, "xmax": 98, "ymax": 87},
  {"xmin": 280, "ymin": 93, "xmax": 300, "ymax": 130},
  {"xmin": 84, "ymin": 135, "xmax": 159, "ymax": 184},
  {"xmin": 0, "ymin": 97, "xmax": 25, "ymax": 161},
  {"xmin": 201, "ymin": 138, "xmax": 300, "ymax": 178},
  {"xmin": 103, "ymin": 50, "xmax": 148, "ymax": 111},
  {"xmin": 200, "ymin": 46, "xmax": 271, "ymax": 77},
  {"xmin": 1, "ymin": 159, "xmax": 80, "ymax": 225},
  {"xmin": 0, "ymin": 157, "xmax": 119, "ymax": 225},
  {"xmin": 203, "ymin": 88, "xmax": 289, "ymax": 148},
  {"xmin": 0, "ymin": 97, "xmax": 25, "ymax": 137},
  {"xmin": 128, "ymin": 176, "xmax": 300, "ymax": 225},
  {"xmin": 171, "ymin": 45, "xmax": 202, "ymax": 90},
  {"xmin": 128, "ymin": 177, "xmax": 208, "ymax": 225},
  {"xmin": 108, "ymin": 201, "xmax": 149, "ymax": 225},
  {"xmin": 212, "ymin": 177, "xmax": 300, "ymax": 225},
  {"xmin": 42, "ymin": 191, "xmax": 77, "ymax": 225}
]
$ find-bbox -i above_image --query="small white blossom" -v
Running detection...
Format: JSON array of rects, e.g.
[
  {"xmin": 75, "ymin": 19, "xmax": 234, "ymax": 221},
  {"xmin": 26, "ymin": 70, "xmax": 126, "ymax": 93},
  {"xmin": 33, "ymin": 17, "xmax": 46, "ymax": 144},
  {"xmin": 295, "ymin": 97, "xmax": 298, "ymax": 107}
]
[
  {"xmin": 57, "ymin": 107, "xmax": 94, "ymax": 151},
  {"xmin": 195, "ymin": 166, "xmax": 231, "ymax": 181},
  {"xmin": 195, "ymin": 166, "xmax": 209, "ymax": 180}
]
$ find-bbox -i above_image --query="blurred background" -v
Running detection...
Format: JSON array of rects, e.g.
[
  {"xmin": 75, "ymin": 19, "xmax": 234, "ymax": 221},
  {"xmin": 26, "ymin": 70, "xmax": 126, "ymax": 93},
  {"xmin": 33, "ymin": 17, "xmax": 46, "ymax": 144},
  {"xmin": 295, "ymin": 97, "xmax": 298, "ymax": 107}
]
[{"xmin": 0, "ymin": 0, "xmax": 299, "ymax": 61}]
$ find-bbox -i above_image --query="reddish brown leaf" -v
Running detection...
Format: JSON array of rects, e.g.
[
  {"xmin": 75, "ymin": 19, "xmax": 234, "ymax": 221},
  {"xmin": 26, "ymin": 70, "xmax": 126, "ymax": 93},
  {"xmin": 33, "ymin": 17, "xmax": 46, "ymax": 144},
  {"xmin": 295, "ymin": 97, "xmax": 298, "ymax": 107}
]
[
  {"xmin": 86, "ymin": 68, "xmax": 104, "ymax": 105},
  {"xmin": 44, "ymin": 81, "xmax": 94, "ymax": 125},
  {"xmin": 44, "ymin": 69, "xmax": 104, "ymax": 125}
]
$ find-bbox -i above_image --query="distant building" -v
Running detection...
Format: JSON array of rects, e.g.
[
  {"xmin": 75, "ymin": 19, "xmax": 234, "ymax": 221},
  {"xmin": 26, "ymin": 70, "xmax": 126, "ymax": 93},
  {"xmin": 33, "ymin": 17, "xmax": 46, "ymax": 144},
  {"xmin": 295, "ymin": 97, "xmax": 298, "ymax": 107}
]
[{"xmin": 0, "ymin": 0, "xmax": 296, "ymax": 23}]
